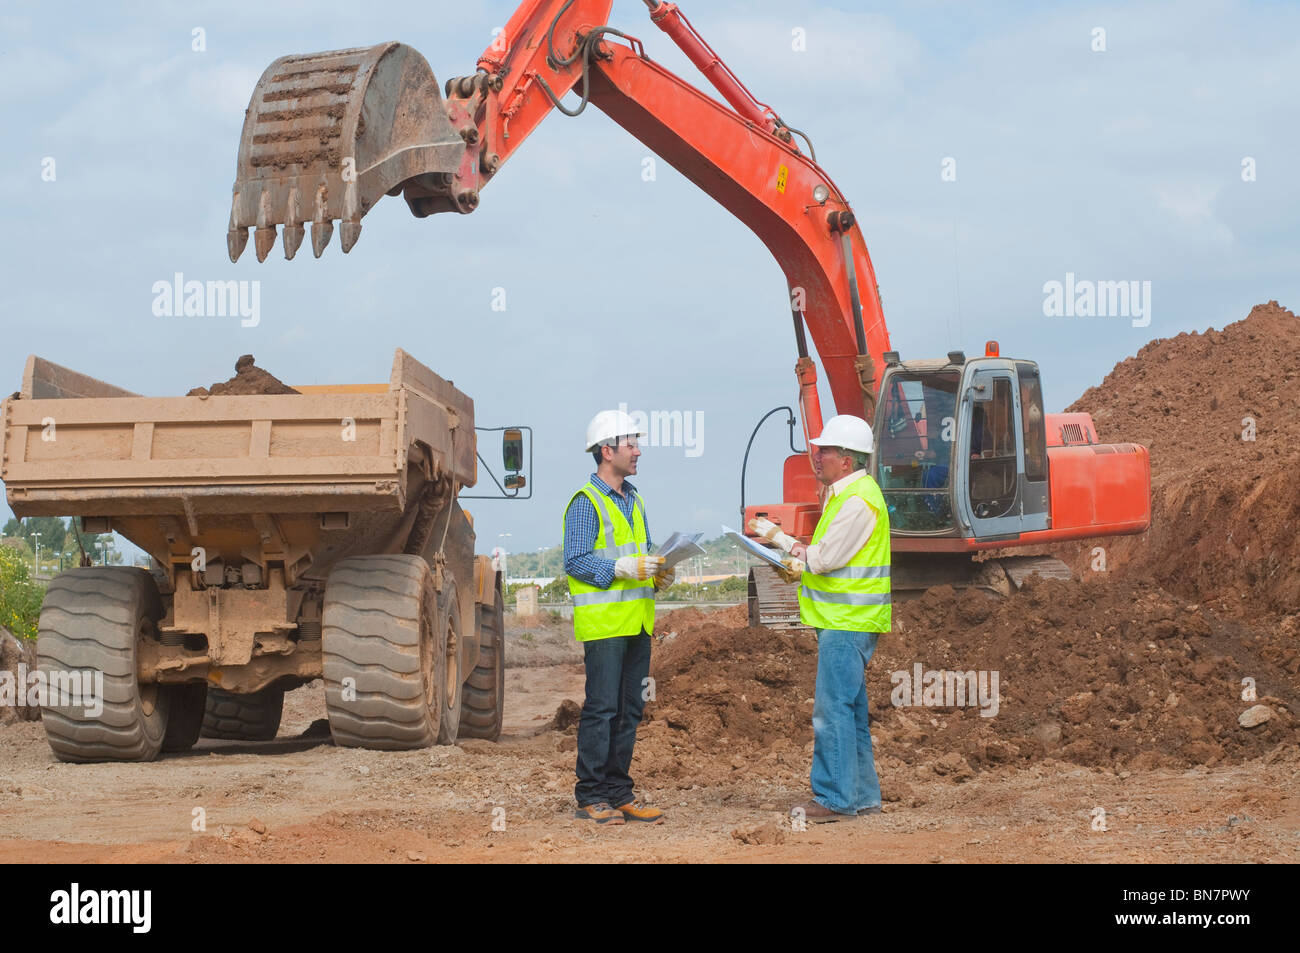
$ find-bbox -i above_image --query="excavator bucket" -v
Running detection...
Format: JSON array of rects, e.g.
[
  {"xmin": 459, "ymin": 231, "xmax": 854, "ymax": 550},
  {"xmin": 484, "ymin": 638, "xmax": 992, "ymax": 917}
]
[{"xmin": 227, "ymin": 42, "xmax": 466, "ymax": 262}]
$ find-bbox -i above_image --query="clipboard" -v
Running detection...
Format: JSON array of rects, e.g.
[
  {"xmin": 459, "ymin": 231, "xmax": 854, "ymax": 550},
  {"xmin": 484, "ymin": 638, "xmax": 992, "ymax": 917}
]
[
  {"xmin": 722, "ymin": 524, "xmax": 787, "ymax": 570},
  {"xmin": 655, "ymin": 531, "xmax": 706, "ymax": 570}
]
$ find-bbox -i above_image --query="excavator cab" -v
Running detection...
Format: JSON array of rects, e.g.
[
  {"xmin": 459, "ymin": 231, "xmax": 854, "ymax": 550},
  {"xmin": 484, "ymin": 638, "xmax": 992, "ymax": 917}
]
[{"xmin": 873, "ymin": 352, "xmax": 1050, "ymax": 541}]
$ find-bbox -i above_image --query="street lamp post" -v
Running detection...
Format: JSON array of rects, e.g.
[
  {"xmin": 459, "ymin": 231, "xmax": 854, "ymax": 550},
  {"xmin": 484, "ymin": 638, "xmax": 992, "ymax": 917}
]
[
  {"xmin": 32, "ymin": 531, "xmax": 41, "ymax": 576},
  {"xmin": 496, "ymin": 532, "xmax": 511, "ymax": 580}
]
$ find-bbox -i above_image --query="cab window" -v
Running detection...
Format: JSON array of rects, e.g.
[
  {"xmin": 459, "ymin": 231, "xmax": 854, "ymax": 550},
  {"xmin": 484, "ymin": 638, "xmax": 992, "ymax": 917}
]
[
  {"xmin": 968, "ymin": 377, "xmax": 1017, "ymax": 519},
  {"xmin": 875, "ymin": 371, "xmax": 959, "ymax": 531}
]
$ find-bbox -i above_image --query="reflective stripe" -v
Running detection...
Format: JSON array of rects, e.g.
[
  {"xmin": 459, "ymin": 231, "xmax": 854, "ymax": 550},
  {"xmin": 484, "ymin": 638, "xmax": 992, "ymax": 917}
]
[
  {"xmin": 590, "ymin": 488, "xmax": 643, "ymax": 559},
  {"xmin": 572, "ymin": 586, "xmax": 654, "ymax": 607},
  {"xmin": 817, "ymin": 565, "xmax": 890, "ymax": 580},
  {"xmin": 800, "ymin": 586, "xmax": 892, "ymax": 606},
  {"xmin": 590, "ymin": 491, "xmax": 618, "ymax": 550}
]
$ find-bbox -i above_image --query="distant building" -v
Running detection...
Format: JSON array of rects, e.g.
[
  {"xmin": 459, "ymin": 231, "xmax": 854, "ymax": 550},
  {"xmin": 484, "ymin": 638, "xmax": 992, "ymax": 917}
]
[{"xmin": 506, "ymin": 576, "xmax": 556, "ymax": 587}]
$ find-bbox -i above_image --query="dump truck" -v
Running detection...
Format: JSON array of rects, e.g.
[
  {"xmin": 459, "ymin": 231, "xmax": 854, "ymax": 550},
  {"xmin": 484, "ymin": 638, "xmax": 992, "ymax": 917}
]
[{"xmin": 0, "ymin": 350, "xmax": 520, "ymax": 762}]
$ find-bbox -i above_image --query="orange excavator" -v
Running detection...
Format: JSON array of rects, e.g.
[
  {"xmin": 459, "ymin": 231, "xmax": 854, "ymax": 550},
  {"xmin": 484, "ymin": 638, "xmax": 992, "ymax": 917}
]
[{"xmin": 226, "ymin": 0, "xmax": 1150, "ymax": 625}]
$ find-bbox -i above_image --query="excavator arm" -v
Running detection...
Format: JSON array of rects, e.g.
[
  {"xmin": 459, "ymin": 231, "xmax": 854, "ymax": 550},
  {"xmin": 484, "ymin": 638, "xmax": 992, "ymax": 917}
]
[{"xmin": 226, "ymin": 0, "xmax": 891, "ymax": 432}]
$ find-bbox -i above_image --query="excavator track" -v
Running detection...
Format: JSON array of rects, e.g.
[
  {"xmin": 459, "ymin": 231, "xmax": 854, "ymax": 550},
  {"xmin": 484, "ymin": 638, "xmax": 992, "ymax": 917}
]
[
  {"xmin": 747, "ymin": 553, "xmax": 1072, "ymax": 630},
  {"xmin": 747, "ymin": 564, "xmax": 805, "ymax": 630}
]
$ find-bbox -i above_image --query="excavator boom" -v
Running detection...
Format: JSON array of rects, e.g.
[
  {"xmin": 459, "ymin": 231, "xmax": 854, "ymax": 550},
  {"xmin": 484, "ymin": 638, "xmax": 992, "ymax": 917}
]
[
  {"xmin": 226, "ymin": 0, "xmax": 890, "ymax": 429},
  {"xmin": 224, "ymin": 0, "xmax": 1150, "ymax": 621}
]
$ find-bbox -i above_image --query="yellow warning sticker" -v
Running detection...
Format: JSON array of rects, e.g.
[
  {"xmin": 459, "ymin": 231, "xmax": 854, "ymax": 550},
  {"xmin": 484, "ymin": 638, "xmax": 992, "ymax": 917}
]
[{"xmin": 776, "ymin": 164, "xmax": 788, "ymax": 194}]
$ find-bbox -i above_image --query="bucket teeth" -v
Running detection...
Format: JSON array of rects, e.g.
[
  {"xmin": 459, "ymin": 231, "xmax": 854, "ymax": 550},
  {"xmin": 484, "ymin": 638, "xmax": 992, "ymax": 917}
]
[
  {"xmin": 283, "ymin": 223, "xmax": 305, "ymax": 260},
  {"xmin": 254, "ymin": 225, "xmax": 278, "ymax": 263},
  {"xmin": 311, "ymin": 220, "xmax": 333, "ymax": 258},
  {"xmin": 227, "ymin": 43, "xmax": 469, "ymax": 262},
  {"xmin": 340, "ymin": 221, "xmax": 362, "ymax": 254},
  {"xmin": 283, "ymin": 187, "xmax": 303, "ymax": 260},
  {"xmin": 227, "ymin": 227, "xmax": 249, "ymax": 263}
]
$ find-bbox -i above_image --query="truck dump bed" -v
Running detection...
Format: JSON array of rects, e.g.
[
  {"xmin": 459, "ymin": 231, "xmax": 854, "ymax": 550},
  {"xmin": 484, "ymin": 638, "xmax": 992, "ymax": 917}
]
[{"xmin": 1, "ymin": 349, "xmax": 475, "ymax": 584}]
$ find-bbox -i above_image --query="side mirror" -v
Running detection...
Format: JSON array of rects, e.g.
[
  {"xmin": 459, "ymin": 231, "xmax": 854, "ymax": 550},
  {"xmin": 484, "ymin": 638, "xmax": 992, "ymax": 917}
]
[
  {"xmin": 503, "ymin": 428, "xmax": 523, "ymax": 473},
  {"xmin": 464, "ymin": 424, "xmax": 532, "ymax": 502}
]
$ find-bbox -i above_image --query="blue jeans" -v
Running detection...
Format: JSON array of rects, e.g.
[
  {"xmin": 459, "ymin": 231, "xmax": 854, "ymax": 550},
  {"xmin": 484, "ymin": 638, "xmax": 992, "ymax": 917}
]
[
  {"xmin": 575, "ymin": 631, "xmax": 651, "ymax": 807},
  {"xmin": 811, "ymin": 629, "xmax": 881, "ymax": 815}
]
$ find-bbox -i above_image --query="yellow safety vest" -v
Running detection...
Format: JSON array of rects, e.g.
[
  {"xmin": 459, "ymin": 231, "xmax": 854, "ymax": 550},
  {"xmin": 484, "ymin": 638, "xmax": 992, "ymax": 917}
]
[
  {"xmin": 798, "ymin": 473, "xmax": 892, "ymax": 632},
  {"xmin": 563, "ymin": 482, "xmax": 655, "ymax": 642}
]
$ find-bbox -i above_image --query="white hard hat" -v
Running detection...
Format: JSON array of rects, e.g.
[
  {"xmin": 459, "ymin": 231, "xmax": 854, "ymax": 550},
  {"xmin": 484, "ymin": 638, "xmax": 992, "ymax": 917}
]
[
  {"xmin": 585, "ymin": 409, "xmax": 646, "ymax": 452},
  {"xmin": 809, "ymin": 414, "xmax": 874, "ymax": 454}
]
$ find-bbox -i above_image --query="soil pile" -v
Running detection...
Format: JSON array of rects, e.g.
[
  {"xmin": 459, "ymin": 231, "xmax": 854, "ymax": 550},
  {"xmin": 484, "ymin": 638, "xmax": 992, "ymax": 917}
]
[
  {"xmin": 0, "ymin": 628, "xmax": 39, "ymax": 725},
  {"xmin": 636, "ymin": 588, "xmax": 1297, "ymax": 787},
  {"xmin": 187, "ymin": 354, "xmax": 299, "ymax": 396},
  {"xmin": 1057, "ymin": 300, "xmax": 1300, "ymax": 615}
]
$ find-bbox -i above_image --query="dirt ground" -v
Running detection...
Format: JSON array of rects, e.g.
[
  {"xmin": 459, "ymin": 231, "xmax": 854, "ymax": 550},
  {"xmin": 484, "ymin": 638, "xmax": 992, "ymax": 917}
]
[
  {"xmin": 0, "ymin": 303, "xmax": 1297, "ymax": 863},
  {"xmin": 0, "ymin": 607, "xmax": 1295, "ymax": 863}
]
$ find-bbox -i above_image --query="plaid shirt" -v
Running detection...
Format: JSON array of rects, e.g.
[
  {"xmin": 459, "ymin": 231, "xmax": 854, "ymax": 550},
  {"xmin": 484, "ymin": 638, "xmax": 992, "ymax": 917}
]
[{"xmin": 563, "ymin": 473, "xmax": 652, "ymax": 589}]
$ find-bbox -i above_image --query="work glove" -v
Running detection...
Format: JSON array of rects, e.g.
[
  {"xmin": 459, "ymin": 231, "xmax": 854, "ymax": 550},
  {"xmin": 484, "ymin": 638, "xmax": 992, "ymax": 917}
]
[
  {"xmin": 776, "ymin": 556, "xmax": 805, "ymax": 585},
  {"xmin": 747, "ymin": 517, "xmax": 798, "ymax": 554},
  {"xmin": 614, "ymin": 554, "xmax": 665, "ymax": 581},
  {"xmin": 653, "ymin": 566, "xmax": 676, "ymax": 591}
]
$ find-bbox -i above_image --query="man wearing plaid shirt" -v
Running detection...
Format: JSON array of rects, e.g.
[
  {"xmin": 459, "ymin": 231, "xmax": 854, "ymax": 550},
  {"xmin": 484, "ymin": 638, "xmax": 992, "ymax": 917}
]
[{"xmin": 563, "ymin": 409, "xmax": 674, "ymax": 825}]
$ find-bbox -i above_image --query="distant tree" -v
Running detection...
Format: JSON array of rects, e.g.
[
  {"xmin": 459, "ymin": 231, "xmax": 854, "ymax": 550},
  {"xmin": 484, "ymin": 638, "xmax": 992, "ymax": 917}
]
[
  {"xmin": 4, "ymin": 515, "xmax": 67, "ymax": 554},
  {"xmin": 539, "ymin": 576, "xmax": 571, "ymax": 603}
]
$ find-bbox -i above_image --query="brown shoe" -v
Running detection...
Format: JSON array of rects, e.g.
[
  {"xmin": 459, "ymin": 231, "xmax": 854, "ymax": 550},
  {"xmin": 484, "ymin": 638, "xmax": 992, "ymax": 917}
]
[
  {"xmin": 616, "ymin": 801, "xmax": 665, "ymax": 824},
  {"xmin": 790, "ymin": 800, "xmax": 854, "ymax": 824},
  {"xmin": 575, "ymin": 802, "xmax": 626, "ymax": 825}
]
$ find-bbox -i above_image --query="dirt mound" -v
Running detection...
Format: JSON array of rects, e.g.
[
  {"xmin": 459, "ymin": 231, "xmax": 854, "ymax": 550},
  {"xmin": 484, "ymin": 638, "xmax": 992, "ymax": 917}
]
[
  {"xmin": 1054, "ymin": 300, "xmax": 1300, "ymax": 617},
  {"xmin": 0, "ymin": 629, "xmax": 39, "ymax": 725},
  {"xmin": 637, "ymin": 588, "xmax": 1297, "ymax": 787},
  {"xmin": 187, "ymin": 354, "xmax": 299, "ymax": 396},
  {"xmin": 1070, "ymin": 301, "xmax": 1300, "ymax": 477}
]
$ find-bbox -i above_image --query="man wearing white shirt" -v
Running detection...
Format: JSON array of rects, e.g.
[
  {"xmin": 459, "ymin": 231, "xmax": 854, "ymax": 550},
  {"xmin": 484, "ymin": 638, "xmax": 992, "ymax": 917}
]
[{"xmin": 751, "ymin": 414, "xmax": 891, "ymax": 823}]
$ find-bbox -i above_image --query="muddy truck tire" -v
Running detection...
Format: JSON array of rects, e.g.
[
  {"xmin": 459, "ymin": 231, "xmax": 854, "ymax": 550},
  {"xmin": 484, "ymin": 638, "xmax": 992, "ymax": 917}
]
[
  {"xmin": 459, "ymin": 578, "xmax": 504, "ymax": 741},
  {"xmin": 322, "ymin": 555, "xmax": 458, "ymax": 749},
  {"xmin": 163, "ymin": 682, "xmax": 208, "ymax": 752},
  {"xmin": 36, "ymin": 567, "xmax": 171, "ymax": 763},
  {"xmin": 200, "ymin": 685, "xmax": 283, "ymax": 741},
  {"xmin": 435, "ymin": 575, "xmax": 463, "ymax": 745}
]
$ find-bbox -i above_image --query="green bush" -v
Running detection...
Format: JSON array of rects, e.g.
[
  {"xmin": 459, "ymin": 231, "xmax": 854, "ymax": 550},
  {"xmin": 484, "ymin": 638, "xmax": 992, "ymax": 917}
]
[
  {"xmin": 539, "ymin": 576, "xmax": 571, "ymax": 603},
  {"xmin": 0, "ymin": 544, "xmax": 45, "ymax": 640},
  {"xmin": 656, "ymin": 574, "xmax": 747, "ymax": 603}
]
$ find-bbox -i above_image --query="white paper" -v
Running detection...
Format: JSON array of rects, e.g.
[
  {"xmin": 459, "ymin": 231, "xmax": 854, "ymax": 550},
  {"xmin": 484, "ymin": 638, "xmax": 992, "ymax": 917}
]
[
  {"xmin": 721, "ymin": 524, "xmax": 787, "ymax": 569},
  {"xmin": 655, "ymin": 531, "xmax": 706, "ymax": 569}
]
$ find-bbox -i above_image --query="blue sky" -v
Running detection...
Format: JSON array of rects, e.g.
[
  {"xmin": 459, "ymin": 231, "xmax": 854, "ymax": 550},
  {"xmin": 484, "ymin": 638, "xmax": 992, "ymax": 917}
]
[{"xmin": 2, "ymin": 0, "xmax": 1297, "ymax": 556}]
